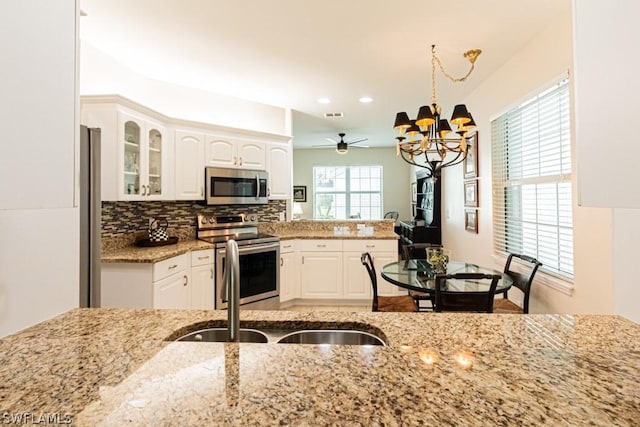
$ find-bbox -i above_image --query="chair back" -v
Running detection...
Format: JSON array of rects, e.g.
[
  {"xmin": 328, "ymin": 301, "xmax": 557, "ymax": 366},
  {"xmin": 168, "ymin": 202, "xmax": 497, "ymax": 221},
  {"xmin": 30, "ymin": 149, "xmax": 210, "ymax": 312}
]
[
  {"xmin": 360, "ymin": 252, "xmax": 379, "ymax": 311},
  {"xmin": 384, "ymin": 211, "xmax": 399, "ymax": 220},
  {"xmin": 503, "ymin": 253, "xmax": 543, "ymax": 313},
  {"xmin": 434, "ymin": 273, "xmax": 501, "ymax": 313}
]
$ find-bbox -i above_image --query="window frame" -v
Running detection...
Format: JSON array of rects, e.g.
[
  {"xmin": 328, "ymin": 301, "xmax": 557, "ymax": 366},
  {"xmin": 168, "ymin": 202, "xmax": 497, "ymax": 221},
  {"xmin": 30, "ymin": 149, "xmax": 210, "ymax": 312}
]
[
  {"xmin": 491, "ymin": 77, "xmax": 574, "ymax": 288},
  {"xmin": 312, "ymin": 165, "xmax": 384, "ymax": 220}
]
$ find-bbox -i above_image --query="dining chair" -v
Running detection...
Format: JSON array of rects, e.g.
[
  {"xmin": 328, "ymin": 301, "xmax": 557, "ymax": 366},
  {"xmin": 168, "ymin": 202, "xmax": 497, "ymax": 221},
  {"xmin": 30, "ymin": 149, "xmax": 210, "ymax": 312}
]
[
  {"xmin": 401, "ymin": 243, "xmax": 442, "ymax": 311},
  {"xmin": 361, "ymin": 253, "xmax": 417, "ymax": 312},
  {"xmin": 434, "ymin": 273, "xmax": 501, "ymax": 313},
  {"xmin": 493, "ymin": 253, "xmax": 542, "ymax": 314},
  {"xmin": 383, "ymin": 211, "xmax": 399, "ymax": 220}
]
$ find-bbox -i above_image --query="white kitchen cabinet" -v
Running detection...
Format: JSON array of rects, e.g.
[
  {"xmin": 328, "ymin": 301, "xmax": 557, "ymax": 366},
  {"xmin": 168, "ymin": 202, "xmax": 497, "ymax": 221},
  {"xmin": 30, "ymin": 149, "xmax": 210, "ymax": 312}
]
[
  {"xmin": 153, "ymin": 270, "xmax": 190, "ymax": 309},
  {"xmin": 101, "ymin": 253, "xmax": 191, "ymax": 309},
  {"xmin": 342, "ymin": 240, "xmax": 401, "ymax": 298},
  {"xmin": 342, "ymin": 240, "xmax": 401, "ymax": 297},
  {"xmin": 174, "ymin": 130, "xmax": 205, "ymax": 200},
  {"xmin": 299, "ymin": 240, "xmax": 343, "ymax": 299},
  {"xmin": 279, "ymin": 241, "xmax": 299, "ymax": 303},
  {"xmin": 119, "ymin": 111, "xmax": 168, "ymax": 200},
  {"xmin": 205, "ymin": 134, "xmax": 266, "ymax": 170},
  {"xmin": 343, "ymin": 252, "xmax": 371, "ymax": 299},
  {"xmin": 81, "ymin": 101, "xmax": 171, "ymax": 201},
  {"xmin": 190, "ymin": 249, "xmax": 215, "ymax": 309},
  {"xmin": 266, "ymin": 143, "xmax": 292, "ymax": 199}
]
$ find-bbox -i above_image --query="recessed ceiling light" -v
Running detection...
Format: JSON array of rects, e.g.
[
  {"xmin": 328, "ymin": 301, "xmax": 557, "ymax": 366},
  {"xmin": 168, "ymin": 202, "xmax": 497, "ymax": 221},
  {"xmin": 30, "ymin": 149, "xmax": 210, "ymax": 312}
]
[
  {"xmin": 317, "ymin": 98, "xmax": 331, "ymax": 104},
  {"xmin": 359, "ymin": 96, "xmax": 373, "ymax": 103}
]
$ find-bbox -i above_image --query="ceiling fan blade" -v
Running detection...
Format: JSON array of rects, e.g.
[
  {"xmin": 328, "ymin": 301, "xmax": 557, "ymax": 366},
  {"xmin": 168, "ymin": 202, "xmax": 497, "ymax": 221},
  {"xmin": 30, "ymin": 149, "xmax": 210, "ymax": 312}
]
[
  {"xmin": 347, "ymin": 137, "xmax": 368, "ymax": 145},
  {"xmin": 325, "ymin": 137, "xmax": 338, "ymax": 144},
  {"xmin": 349, "ymin": 144, "xmax": 370, "ymax": 148},
  {"xmin": 312, "ymin": 143, "xmax": 337, "ymax": 147}
]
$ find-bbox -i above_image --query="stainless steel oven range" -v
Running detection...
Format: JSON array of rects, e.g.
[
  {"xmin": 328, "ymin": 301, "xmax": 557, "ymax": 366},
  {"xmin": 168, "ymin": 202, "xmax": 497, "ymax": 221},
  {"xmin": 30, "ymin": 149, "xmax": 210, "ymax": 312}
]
[{"xmin": 196, "ymin": 213, "xmax": 280, "ymax": 310}]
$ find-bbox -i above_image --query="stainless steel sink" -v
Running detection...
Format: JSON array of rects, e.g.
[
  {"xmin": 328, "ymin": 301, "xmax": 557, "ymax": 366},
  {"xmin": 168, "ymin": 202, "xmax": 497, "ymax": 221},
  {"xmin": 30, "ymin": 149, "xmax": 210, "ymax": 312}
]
[
  {"xmin": 176, "ymin": 328, "xmax": 269, "ymax": 343},
  {"xmin": 276, "ymin": 330, "xmax": 385, "ymax": 346}
]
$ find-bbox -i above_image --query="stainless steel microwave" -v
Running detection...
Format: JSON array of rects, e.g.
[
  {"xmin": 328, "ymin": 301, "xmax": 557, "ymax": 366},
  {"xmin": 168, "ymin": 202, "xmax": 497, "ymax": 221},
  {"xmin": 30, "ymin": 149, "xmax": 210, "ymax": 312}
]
[{"xmin": 205, "ymin": 167, "xmax": 269, "ymax": 205}]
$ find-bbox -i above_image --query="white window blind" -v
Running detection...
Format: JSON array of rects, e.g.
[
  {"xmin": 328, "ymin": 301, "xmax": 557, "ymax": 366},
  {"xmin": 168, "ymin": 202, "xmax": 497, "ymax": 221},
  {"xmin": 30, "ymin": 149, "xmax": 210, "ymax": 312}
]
[
  {"xmin": 491, "ymin": 79, "xmax": 573, "ymax": 279},
  {"xmin": 313, "ymin": 166, "xmax": 383, "ymax": 219}
]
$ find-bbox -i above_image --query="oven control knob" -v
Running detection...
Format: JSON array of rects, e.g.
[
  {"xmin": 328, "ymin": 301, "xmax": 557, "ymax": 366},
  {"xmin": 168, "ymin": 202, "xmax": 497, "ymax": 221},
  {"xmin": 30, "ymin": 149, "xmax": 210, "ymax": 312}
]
[
  {"xmin": 250, "ymin": 215, "xmax": 256, "ymax": 222},
  {"xmin": 208, "ymin": 216, "xmax": 216, "ymax": 224},
  {"xmin": 201, "ymin": 217, "xmax": 208, "ymax": 224}
]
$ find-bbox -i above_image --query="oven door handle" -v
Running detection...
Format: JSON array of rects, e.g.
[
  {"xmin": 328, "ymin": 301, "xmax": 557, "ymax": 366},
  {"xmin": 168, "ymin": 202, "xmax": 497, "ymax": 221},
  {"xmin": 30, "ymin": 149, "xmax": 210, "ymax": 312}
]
[{"xmin": 236, "ymin": 241, "xmax": 280, "ymax": 255}]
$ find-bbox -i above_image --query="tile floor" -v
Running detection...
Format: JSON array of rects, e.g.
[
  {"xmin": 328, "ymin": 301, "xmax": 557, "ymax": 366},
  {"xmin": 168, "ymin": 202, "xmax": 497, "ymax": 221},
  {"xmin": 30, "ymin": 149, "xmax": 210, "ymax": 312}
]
[{"xmin": 281, "ymin": 304, "xmax": 370, "ymax": 313}]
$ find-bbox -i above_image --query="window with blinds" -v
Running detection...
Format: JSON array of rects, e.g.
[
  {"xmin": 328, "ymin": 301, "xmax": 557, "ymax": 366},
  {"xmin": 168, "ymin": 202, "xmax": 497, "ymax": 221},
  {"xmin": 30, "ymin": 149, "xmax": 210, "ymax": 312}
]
[
  {"xmin": 313, "ymin": 166, "xmax": 383, "ymax": 220},
  {"xmin": 491, "ymin": 79, "xmax": 573, "ymax": 280}
]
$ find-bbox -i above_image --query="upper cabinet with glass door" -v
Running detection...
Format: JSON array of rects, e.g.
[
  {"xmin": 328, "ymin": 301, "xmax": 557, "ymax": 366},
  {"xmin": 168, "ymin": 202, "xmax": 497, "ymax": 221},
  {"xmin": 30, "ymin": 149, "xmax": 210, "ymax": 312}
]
[{"xmin": 120, "ymin": 111, "xmax": 167, "ymax": 200}]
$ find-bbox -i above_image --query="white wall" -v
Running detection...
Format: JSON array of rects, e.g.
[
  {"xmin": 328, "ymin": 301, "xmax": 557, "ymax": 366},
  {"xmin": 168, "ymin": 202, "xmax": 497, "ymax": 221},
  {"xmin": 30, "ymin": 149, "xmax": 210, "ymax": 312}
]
[
  {"xmin": 80, "ymin": 42, "xmax": 290, "ymax": 137},
  {"xmin": 293, "ymin": 148, "xmax": 411, "ymax": 221},
  {"xmin": 0, "ymin": 0, "xmax": 79, "ymax": 337},
  {"xmin": 440, "ymin": 8, "xmax": 616, "ymax": 315},
  {"xmin": 572, "ymin": 1, "xmax": 640, "ymax": 323}
]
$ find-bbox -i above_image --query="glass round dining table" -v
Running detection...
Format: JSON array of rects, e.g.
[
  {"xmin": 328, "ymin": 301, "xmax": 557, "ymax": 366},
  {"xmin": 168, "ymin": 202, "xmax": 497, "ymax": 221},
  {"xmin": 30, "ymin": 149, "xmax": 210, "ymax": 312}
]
[{"xmin": 381, "ymin": 259, "xmax": 513, "ymax": 294}]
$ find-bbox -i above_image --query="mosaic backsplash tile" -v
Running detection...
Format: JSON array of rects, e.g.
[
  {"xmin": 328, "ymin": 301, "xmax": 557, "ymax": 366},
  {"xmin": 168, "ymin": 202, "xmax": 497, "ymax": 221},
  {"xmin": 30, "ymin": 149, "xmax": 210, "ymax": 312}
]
[{"xmin": 101, "ymin": 200, "xmax": 286, "ymax": 239}]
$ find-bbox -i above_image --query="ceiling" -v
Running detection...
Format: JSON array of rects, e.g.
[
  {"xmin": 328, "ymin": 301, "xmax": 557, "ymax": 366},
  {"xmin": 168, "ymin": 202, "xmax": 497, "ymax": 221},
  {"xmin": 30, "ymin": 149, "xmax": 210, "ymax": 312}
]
[{"xmin": 79, "ymin": 0, "xmax": 571, "ymax": 149}]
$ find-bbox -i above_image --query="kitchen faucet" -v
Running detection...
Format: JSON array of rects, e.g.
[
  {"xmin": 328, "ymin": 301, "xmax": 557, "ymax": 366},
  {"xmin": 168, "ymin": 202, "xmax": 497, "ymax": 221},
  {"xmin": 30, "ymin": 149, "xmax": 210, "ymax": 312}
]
[{"xmin": 221, "ymin": 239, "xmax": 240, "ymax": 342}]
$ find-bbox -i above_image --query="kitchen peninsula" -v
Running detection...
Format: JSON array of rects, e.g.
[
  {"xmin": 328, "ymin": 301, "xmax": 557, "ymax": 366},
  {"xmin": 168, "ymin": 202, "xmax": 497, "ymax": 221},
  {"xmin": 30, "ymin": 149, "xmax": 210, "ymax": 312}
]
[{"xmin": 0, "ymin": 309, "xmax": 637, "ymax": 425}]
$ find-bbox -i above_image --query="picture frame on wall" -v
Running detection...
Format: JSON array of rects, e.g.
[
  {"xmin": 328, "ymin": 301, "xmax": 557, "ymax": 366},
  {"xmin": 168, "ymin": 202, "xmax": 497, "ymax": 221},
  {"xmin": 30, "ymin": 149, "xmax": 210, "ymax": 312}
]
[
  {"xmin": 465, "ymin": 209, "xmax": 478, "ymax": 233},
  {"xmin": 463, "ymin": 132, "xmax": 479, "ymax": 179},
  {"xmin": 464, "ymin": 180, "xmax": 478, "ymax": 207},
  {"xmin": 293, "ymin": 185, "xmax": 307, "ymax": 202}
]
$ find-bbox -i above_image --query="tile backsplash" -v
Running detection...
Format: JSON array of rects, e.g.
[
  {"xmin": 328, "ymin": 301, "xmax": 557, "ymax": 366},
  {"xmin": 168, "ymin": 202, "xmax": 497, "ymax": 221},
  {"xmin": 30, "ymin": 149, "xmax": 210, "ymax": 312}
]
[{"xmin": 102, "ymin": 200, "xmax": 286, "ymax": 238}]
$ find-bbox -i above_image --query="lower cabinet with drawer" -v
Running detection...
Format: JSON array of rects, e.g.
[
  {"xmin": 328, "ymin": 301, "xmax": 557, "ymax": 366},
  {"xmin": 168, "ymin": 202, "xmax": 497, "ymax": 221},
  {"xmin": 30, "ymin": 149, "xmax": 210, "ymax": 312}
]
[
  {"xmin": 100, "ymin": 249, "xmax": 215, "ymax": 309},
  {"xmin": 102, "ymin": 252, "xmax": 198, "ymax": 309},
  {"xmin": 279, "ymin": 241, "xmax": 299, "ymax": 303},
  {"xmin": 343, "ymin": 239, "xmax": 402, "ymax": 298},
  {"xmin": 293, "ymin": 239, "xmax": 401, "ymax": 300},
  {"xmin": 299, "ymin": 240, "xmax": 344, "ymax": 299},
  {"xmin": 190, "ymin": 249, "xmax": 215, "ymax": 309}
]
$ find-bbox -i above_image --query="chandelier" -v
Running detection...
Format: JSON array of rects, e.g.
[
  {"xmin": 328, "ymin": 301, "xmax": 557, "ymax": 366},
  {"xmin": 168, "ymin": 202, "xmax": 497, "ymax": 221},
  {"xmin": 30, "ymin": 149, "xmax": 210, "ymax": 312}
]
[{"xmin": 394, "ymin": 45, "xmax": 481, "ymax": 178}]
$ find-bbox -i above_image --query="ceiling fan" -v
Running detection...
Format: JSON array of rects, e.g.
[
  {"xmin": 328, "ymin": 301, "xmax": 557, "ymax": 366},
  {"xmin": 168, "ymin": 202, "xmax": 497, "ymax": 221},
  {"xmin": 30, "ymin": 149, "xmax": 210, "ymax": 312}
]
[{"xmin": 313, "ymin": 133, "xmax": 369, "ymax": 154}]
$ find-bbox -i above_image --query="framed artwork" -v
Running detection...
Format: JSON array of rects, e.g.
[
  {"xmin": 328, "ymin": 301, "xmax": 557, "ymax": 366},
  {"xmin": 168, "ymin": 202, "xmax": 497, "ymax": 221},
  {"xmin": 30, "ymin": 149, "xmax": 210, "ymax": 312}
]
[
  {"xmin": 293, "ymin": 185, "xmax": 307, "ymax": 202},
  {"xmin": 465, "ymin": 209, "xmax": 478, "ymax": 233},
  {"xmin": 464, "ymin": 180, "xmax": 478, "ymax": 207},
  {"xmin": 411, "ymin": 182, "xmax": 417, "ymax": 203},
  {"xmin": 463, "ymin": 132, "xmax": 479, "ymax": 179}
]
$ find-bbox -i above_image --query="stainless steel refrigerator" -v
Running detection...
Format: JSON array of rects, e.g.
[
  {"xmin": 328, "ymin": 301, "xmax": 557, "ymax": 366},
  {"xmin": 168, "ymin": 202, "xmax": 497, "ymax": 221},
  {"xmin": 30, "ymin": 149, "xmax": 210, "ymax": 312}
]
[{"xmin": 79, "ymin": 125, "xmax": 101, "ymax": 308}]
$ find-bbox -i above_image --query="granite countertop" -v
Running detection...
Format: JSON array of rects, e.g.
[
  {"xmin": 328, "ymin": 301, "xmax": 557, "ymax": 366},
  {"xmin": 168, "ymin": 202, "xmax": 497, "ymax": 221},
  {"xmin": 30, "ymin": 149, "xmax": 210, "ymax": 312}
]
[
  {"xmin": 102, "ymin": 219, "xmax": 399, "ymax": 263},
  {"xmin": 1, "ymin": 309, "xmax": 637, "ymax": 426},
  {"xmin": 101, "ymin": 239, "xmax": 214, "ymax": 263}
]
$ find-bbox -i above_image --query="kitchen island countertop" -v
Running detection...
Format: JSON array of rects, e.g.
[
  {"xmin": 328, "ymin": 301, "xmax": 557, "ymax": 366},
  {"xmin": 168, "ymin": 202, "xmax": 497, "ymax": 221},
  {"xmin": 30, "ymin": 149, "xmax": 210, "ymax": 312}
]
[{"xmin": 0, "ymin": 308, "xmax": 637, "ymax": 426}]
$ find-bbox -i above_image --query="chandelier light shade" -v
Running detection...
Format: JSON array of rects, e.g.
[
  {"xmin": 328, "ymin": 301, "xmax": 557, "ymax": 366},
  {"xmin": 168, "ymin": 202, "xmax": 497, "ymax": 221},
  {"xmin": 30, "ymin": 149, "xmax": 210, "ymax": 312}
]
[{"xmin": 394, "ymin": 45, "xmax": 481, "ymax": 178}]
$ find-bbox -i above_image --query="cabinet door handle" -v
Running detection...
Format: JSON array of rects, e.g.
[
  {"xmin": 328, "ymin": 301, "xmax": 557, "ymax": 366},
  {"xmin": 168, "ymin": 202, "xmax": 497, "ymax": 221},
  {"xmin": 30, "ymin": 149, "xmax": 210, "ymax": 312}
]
[
  {"xmin": 183, "ymin": 275, "xmax": 188, "ymax": 286},
  {"xmin": 200, "ymin": 186, "xmax": 203, "ymax": 197},
  {"xmin": 233, "ymin": 156, "xmax": 237, "ymax": 165},
  {"xmin": 366, "ymin": 245, "xmax": 375, "ymax": 248},
  {"xmin": 317, "ymin": 244, "xmax": 326, "ymax": 248},
  {"xmin": 168, "ymin": 264, "xmax": 178, "ymax": 270},
  {"xmin": 302, "ymin": 256, "xmax": 304, "ymax": 264},
  {"xmin": 282, "ymin": 244, "xmax": 291, "ymax": 249},
  {"xmin": 210, "ymin": 268, "xmax": 213, "ymax": 279},
  {"xmin": 239, "ymin": 157, "xmax": 243, "ymax": 166},
  {"xmin": 197, "ymin": 256, "xmax": 210, "ymax": 260},
  {"xmin": 280, "ymin": 257, "xmax": 284, "ymax": 267}
]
